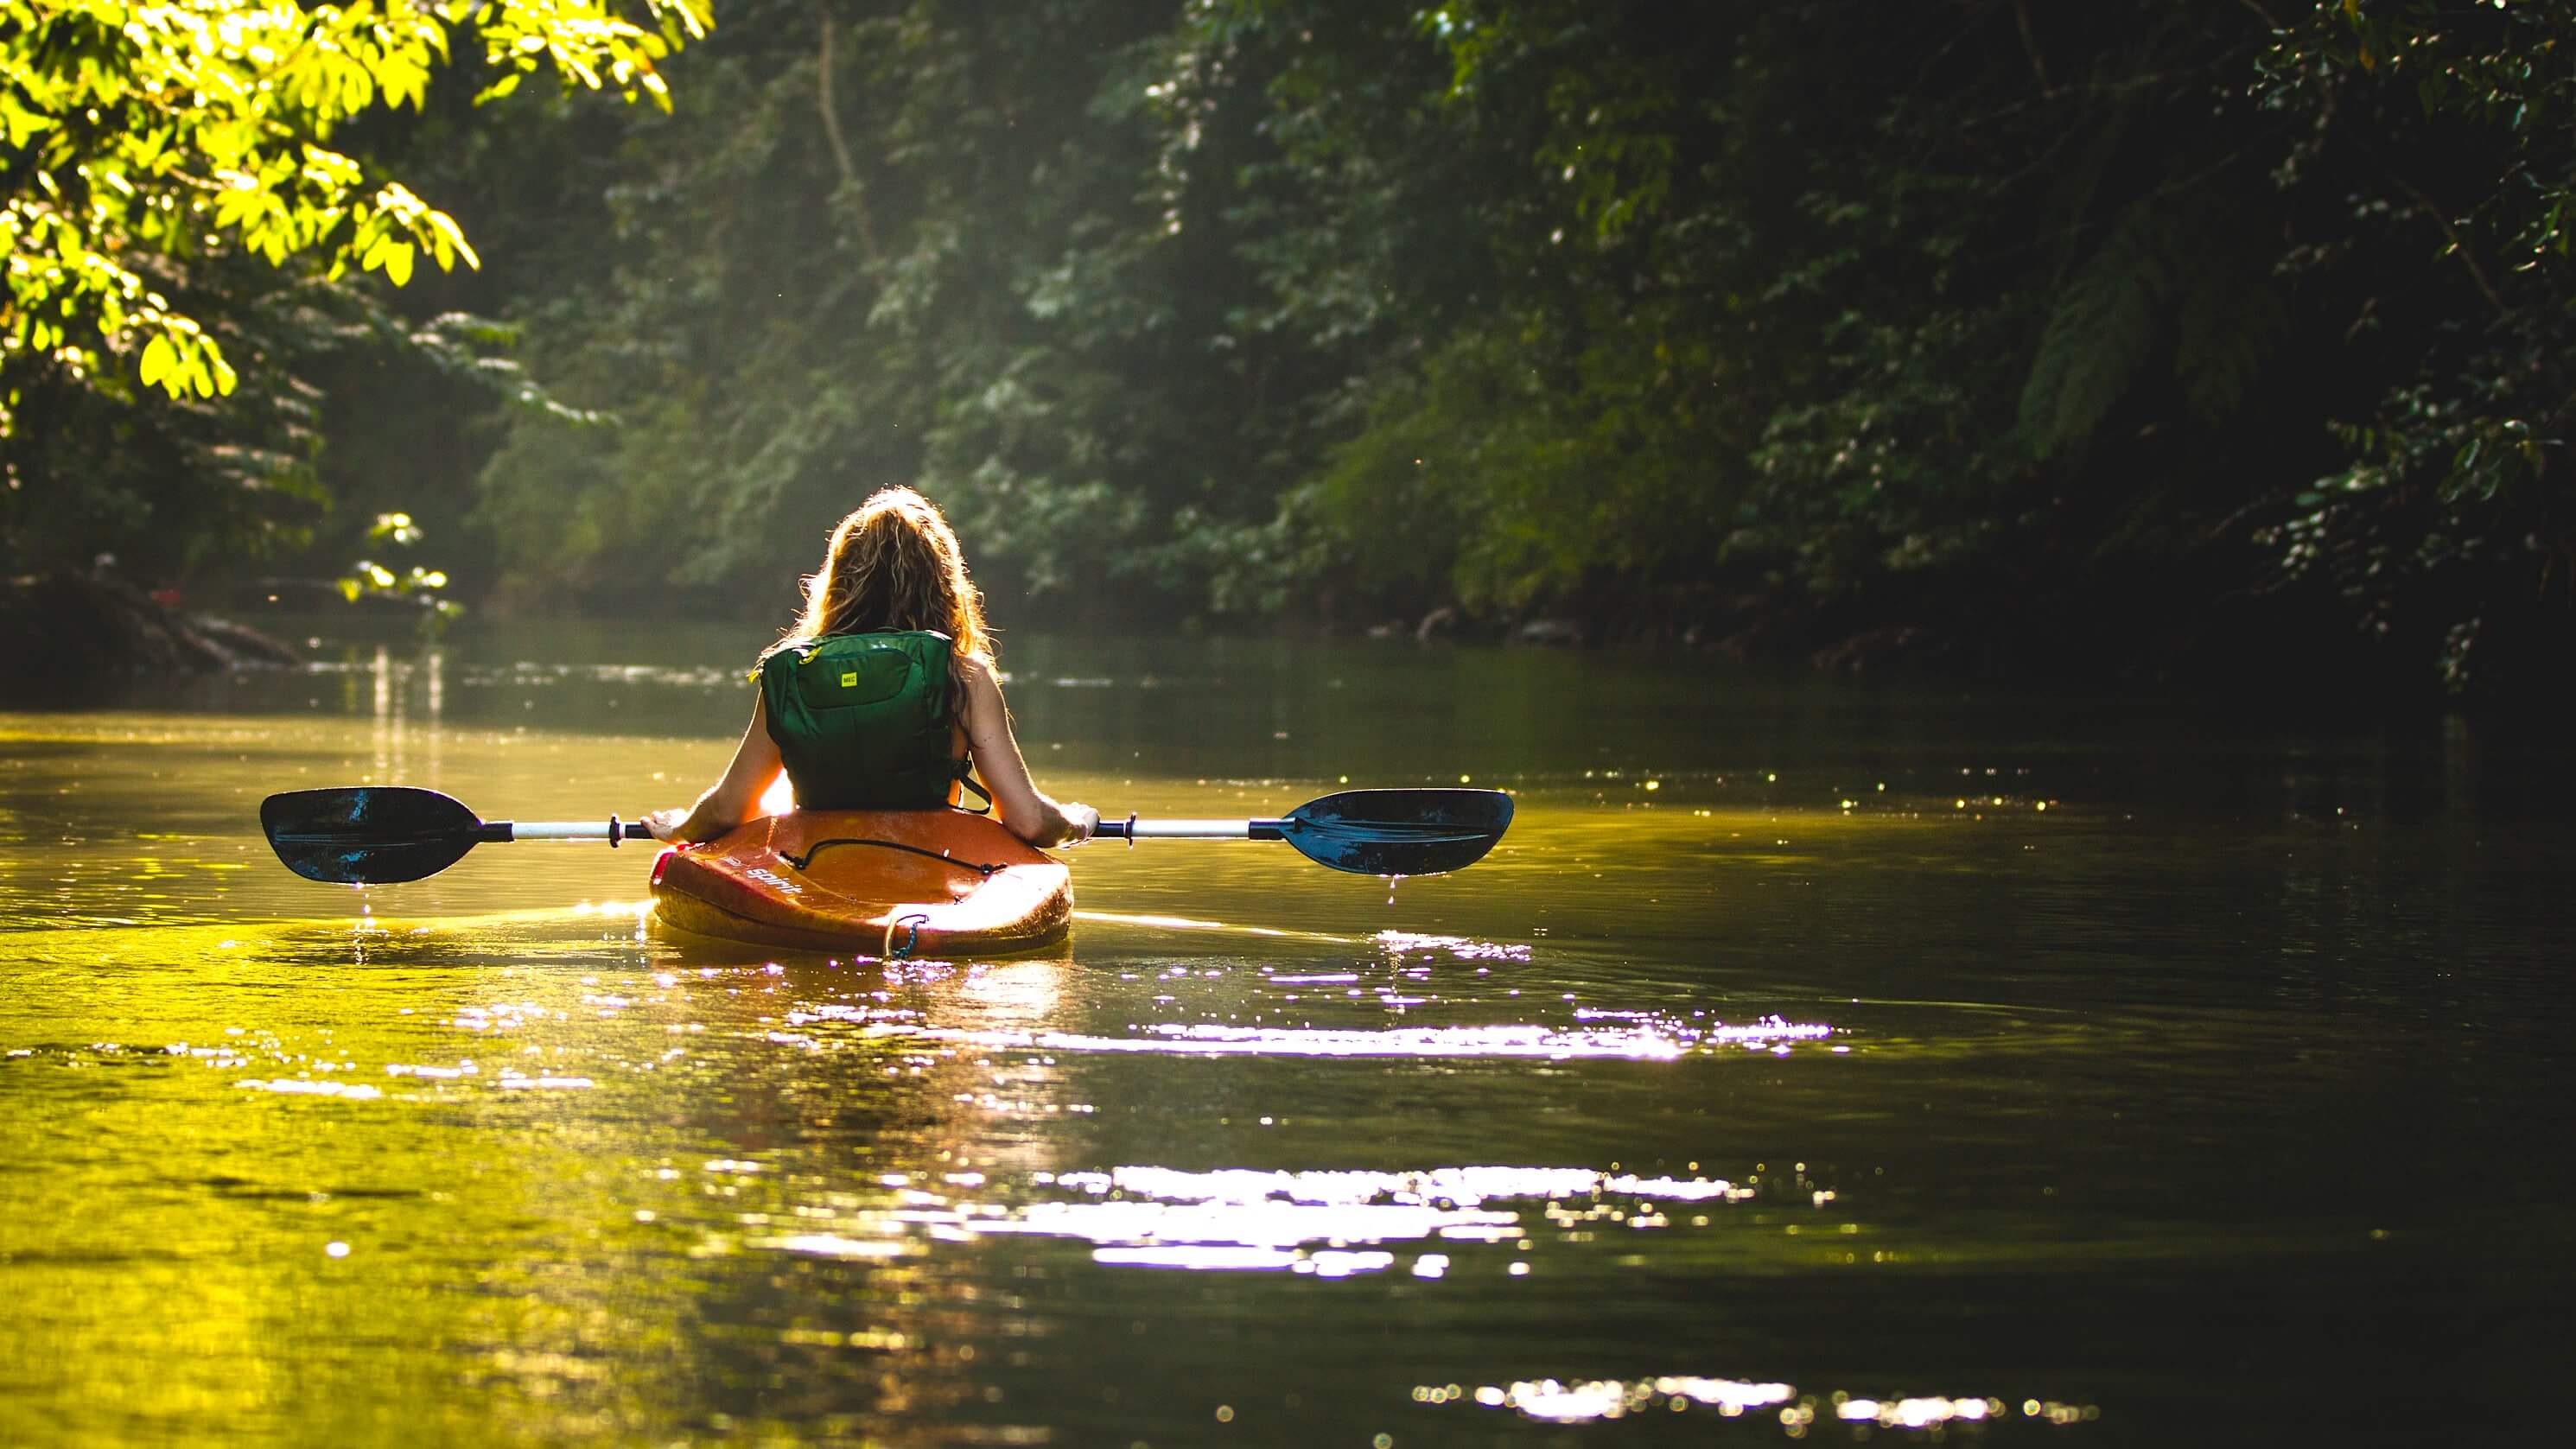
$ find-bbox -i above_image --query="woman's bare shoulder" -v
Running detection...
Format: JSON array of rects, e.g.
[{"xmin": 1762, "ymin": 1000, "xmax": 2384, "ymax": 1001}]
[{"xmin": 952, "ymin": 650, "xmax": 1006, "ymax": 713}]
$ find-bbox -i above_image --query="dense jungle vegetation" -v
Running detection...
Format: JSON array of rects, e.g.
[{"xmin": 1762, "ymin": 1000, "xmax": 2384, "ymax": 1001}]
[{"xmin": 6, "ymin": 1, "xmax": 2573, "ymax": 698}]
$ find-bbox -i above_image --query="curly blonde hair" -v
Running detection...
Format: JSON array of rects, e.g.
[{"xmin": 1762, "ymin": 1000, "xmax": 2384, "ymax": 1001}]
[{"xmin": 766, "ymin": 487, "xmax": 992, "ymax": 664}]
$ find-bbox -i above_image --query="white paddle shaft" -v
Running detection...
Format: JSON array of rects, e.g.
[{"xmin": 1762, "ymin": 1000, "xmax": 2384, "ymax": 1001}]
[
  {"xmin": 510, "ymin": 822, "xmax": 621, "ymax": 840},
  {"xmin": 501, "ymin": 818, "xmax": 654, "ymax": 843},
  {"xmin": 1121, "ymin": 818, "xmax": 1258, "ymax": 838}
]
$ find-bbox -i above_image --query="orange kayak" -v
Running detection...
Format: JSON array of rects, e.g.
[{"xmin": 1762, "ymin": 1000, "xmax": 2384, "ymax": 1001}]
[{"xmin": 649, "ymin": 810, "xmax": 1071, "ymax": 956}]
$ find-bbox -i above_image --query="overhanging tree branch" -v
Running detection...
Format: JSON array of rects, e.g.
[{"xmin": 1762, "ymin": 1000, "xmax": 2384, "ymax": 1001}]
[
  {"xmin": 817, "ymin": 11, "xmax": 881, "ymax": 266},
  {"xmin": 2385, "ymin": 170, "xmax": 2510, "ymax": 321}
]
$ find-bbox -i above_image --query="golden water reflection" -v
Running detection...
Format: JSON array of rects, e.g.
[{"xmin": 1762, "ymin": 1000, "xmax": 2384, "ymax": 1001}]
[{"xmin": 11, "ymin": 632, "xmax": 2574, "ymax": 1444}]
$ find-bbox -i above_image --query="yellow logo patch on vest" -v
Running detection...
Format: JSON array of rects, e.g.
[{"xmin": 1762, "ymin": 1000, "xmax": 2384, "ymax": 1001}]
[{"xmin": 840, "ymin": 671, "xmax": 859, "ymax": 688}]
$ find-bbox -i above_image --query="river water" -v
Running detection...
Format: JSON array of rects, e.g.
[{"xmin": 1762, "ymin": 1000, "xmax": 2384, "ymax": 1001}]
[{"xmin": 2, "ymin": 619, "xmax": 2569, "ymax": 1446}]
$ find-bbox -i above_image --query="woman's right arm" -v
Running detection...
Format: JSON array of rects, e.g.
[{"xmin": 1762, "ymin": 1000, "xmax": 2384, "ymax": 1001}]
[
  {"xmin": 959, "ymin": 658, "xmax": 1097, "ymax": 848},
  {"xmin": 643, "ymin": 693, "xmax": 784, "ymax": 842}
]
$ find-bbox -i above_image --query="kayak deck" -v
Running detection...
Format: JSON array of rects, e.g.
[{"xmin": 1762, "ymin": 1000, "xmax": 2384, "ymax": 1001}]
[{"xmin": 650, "ymin": 810, "xmax": 1071, "ymax": 956}]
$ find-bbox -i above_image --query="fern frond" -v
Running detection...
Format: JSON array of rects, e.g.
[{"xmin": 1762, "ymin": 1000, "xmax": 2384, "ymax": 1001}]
[
  {"xmin": 2019, "ymin": 200, "xmax": 2184, "ymax": 457},
  {"xmin": 2175, "ymin": 273, "xmax": 2288, "ymax": 424}
]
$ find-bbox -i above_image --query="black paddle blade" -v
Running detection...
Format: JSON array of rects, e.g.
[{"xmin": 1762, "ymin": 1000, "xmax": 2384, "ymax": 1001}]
[
  {"xmin": 260, "ymin": 786, "xmax": 484, "ymax": 884},
  {"xmin": 1277, "ymin": 788, "xmax": 1514, "ymax": 876}
]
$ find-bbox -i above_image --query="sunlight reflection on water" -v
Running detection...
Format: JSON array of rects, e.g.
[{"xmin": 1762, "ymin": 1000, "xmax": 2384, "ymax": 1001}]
[
  {"xmin": 1437, "ymin": 1375, "xmax": 2100, "ymax": 1431},
  {"xmin": 847, "ymin": 1018, "xmax": 1833, "ymax": 1058},
  {"xmin": 740, "ymin": 1160, "xmax": 1788, "ymax": 1277}
]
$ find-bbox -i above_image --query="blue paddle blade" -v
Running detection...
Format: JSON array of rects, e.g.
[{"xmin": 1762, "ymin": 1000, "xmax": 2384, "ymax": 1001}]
[
  {"xmin": 1274, "ymin": 788, "xmax": 1514, "ymax": 875},
  {"xmin": 260, "ymin": 786, "xmax": 485, "ymax": 884}
]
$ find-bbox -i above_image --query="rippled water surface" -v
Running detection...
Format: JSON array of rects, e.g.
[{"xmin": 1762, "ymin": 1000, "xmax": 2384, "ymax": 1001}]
[{"xmin": 3, "ymin": 621, "xmax": 2573, "ymax": 1446}]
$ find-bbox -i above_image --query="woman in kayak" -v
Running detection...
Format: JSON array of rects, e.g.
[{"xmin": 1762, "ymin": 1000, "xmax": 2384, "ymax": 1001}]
[{"xmin": 643, "ymin": 487, "xmax": 1097, "ymax": 848}]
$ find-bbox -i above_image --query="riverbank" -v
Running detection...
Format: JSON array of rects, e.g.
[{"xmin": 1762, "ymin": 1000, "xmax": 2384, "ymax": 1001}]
[{"xmin": 0, "ymin": 572, "xmax": 299, "ymax": 697}]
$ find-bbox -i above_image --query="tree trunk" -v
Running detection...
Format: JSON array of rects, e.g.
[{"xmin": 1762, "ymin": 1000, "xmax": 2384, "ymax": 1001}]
[{"xmin": 817, "ymin": 11, "xmax": 881, "ymax": 265}]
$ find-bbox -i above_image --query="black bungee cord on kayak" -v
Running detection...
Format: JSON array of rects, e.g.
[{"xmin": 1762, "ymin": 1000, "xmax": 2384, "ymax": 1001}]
[
  {"xmin": 773, "ymin": 841, "xmax": 987, "ymax": 960},
  {"xmin": 779, "ymin": 836, "xmax": 1008, "ymax": 876}
]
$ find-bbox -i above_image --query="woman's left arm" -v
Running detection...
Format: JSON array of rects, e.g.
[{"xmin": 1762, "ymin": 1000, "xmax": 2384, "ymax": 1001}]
[
  {"xmin": 959, "ymin": 658, "xmax": 1096, "ymax": 848},
  {"xmin": 643, "ymin": 692, "xmax": 784, "ymax": 842}
]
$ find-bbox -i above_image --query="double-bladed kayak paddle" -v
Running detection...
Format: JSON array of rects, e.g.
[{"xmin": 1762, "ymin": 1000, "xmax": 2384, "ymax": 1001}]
[
  {"xmin": 1091, "ymin": 788, "xmax": 1512, "ymax": 876},
  {"xmin": 259, "ymin": 786, "xmax": 657, "ymax": 885},
  {"xmin": 258, "ymin": 785, "xmax": 1513, "ymax": 886}
]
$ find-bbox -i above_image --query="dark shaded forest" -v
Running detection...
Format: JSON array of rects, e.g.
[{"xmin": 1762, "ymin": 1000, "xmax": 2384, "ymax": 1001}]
[{"xmin": 7, "ymin": 1, "xmax": 2573, "ymax": 700}]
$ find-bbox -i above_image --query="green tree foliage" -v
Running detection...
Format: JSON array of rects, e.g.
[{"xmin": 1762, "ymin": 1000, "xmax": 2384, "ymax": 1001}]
[
  {"xmin": 1203, "ymin": 0, "xmax": 2572, "ymax": 687},
  {"xmin": 24, "ymin": 0, "xmax": 2576, "ymax": 698},
  {"xmin": 1229, "ymin": 1, "xmax": 2299, "ymax": 640},
  {"xmin": 2249, "ymin": 0, "xmax": 2576, "ymax": 692},
  {"xmin": 1, "ymin": 0, "xmax": 705, "ymax": 575},
  {"xmin": 468, "ymin": 0, "xmax": 1343, "ymax": 619}
]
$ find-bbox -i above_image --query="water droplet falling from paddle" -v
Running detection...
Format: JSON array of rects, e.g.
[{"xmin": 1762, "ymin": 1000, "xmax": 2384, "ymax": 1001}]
[{"xmin": 1384, "ymin": 874, "xmax": 1407, "ymax": 907}]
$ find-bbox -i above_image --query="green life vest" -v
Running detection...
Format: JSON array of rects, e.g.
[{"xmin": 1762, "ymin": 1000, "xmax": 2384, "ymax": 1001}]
[{"xmin": 757, "ymin": 631, "xmax": 977, "ymax": 810}]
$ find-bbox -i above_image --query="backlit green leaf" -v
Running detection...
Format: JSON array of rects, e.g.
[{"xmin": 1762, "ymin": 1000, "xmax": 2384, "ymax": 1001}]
[{"xmin": 139, "ymin": 334, "xmax": 175, "ymax": 388}]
